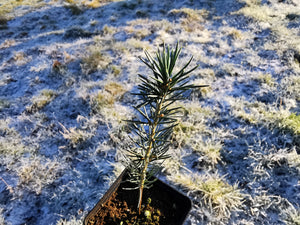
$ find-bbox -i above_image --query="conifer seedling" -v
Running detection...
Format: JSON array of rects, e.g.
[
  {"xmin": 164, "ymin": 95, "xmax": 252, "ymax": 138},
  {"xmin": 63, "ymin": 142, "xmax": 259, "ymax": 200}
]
[{"xmin": 125, "ymin": 43, "xmax": 208, "ymax": 214}]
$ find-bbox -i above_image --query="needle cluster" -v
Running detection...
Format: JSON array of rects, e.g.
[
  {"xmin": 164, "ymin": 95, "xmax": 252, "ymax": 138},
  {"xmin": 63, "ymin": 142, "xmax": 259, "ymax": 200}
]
[{"xmin": 125, "ymin": 43, "xmax": 208, "ymax": 213}]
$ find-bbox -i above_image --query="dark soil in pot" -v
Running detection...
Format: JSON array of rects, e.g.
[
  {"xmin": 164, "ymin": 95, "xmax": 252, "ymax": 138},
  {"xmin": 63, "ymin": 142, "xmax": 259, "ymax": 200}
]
[
  {"xmin": 84, "ymin": 171, "xmax": 191, "ymax": 225},
  {"xmin": 88, "ymin": 190, "xmax": 163, "ymax": 225}
]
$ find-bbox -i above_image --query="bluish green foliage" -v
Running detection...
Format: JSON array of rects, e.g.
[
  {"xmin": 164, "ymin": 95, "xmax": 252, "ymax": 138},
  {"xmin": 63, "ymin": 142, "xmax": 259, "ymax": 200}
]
[{"xmin": 125, "ymin": 43, "xmax": 208, "ymax": 213}]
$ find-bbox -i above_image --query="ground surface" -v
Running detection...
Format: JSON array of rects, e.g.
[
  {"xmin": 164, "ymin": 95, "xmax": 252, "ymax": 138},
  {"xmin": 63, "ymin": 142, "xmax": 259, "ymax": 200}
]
[{"xmin": 0, "ymin": 0, "xmax": 299, "ymax": 224}]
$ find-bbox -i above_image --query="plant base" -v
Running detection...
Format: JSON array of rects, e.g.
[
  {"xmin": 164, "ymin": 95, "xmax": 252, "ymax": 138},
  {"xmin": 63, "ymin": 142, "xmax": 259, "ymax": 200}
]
[
  {"xmin": 88, "ymin": 191, "xmax": 162, "ymax": 225},
  {"xmin": 84, "ymin": 169, "xmax": 191, "ymax": 225}
]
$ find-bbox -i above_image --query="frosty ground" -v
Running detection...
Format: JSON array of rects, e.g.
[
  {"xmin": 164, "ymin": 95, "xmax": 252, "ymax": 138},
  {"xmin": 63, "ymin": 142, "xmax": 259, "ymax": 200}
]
[{"xmin": 0, "ymin": 0, "xmax": 299, "ymax": 224}]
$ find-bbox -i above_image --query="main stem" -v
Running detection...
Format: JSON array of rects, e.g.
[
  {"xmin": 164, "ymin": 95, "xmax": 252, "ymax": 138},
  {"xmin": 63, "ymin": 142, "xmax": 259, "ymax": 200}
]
[{"xmin": 137, "ymin": 91, "xmax": 167, "ymax": 214}]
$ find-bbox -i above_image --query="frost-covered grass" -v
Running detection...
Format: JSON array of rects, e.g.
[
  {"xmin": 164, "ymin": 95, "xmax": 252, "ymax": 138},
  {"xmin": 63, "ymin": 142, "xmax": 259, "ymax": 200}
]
[
  {"xmin": 81, "ymin": 45, "xmax": 112, "ymax": 75},
  {"xmin": 0, "ymin": 0, "xmax": 299, "ymax": 224},
  {"xmin": 0, "ymin": 0, "xmax": 46, "ymax": 19},
  {"xmin": 178, "ymin": 172, "xmax": 244, "ymax": 220},
  {"xmin": 55, "ymin": 216, "xmax": 82, "ymax": 225},
  {"xmin": 27, "ymin": 89, "xmax": 58, "ymax": 113},
  {"xmin": 282, "ymin": 204, "xmax": 300, "ymax": 225}
]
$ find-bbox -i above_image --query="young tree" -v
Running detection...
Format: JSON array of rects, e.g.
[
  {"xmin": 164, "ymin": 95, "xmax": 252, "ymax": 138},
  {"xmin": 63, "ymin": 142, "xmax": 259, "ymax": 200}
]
[{"xmin": 125, "ymin": 43, "xmax": 208, "ymax": 214}]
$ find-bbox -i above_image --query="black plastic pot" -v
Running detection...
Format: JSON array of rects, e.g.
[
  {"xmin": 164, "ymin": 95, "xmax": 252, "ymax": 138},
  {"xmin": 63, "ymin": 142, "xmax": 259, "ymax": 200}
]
[{"xmin": 84, "ymin": 169, "xmax": 192, "ymax": 225}]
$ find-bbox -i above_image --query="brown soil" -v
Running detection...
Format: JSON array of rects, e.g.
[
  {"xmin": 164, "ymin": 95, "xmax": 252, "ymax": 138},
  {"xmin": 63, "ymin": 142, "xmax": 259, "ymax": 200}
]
[
  {"xmin": 86, "ymin": 191, "xmax": 163, "ymax": 225},
  {"xmin": 85, "ymin": 172, "xmax": 191, "ymax": 225}
]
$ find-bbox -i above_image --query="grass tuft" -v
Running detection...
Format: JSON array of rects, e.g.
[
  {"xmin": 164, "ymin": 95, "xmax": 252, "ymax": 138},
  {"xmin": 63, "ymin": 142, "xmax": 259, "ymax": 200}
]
[
  {"xmin": 171, "ymin": 172, "xmax": 244, "ymax": 218},
  {"xmin": 126, "ymin": 38, "xmax": 150, "ymax": 50},
  {"xmin": 256, "ymin": 73, "xmax": 275, "ymax": 87},
  {"xmin": 281, "ymin": 75, "xmax": 300, "ymax": 101},
  {"xmin": 229, "ymin": 97, "xmax": 300, "ymax": 138},
  {"xmin": 90, "ymin": 81, "xmax": 130, "ymax": 126},
  {"xmin": 104, "ymin": 81, "xmax": 127, "ymax": 97},
  {"xmin": 0, "ymin": 39, "xmax": 17, "ymax": 49},
  {"xmin": 81, "ymin": 46, "xmax": 112, "ymax": 74},
  {"xmin": 62, "ymin": 0, "xmax": 122, "ymax": 9},
  {"xmin": 102, "ymin": 25, "xmax": 117, "ymax": 35},
  {"xmin": 56, "ymin": 216, "xmax": 83, "ymax": 225},
  {"xmin": 60, "ymin": 123, "xmax": 93, "ymax": 148},
  {"xmin": 91, "ymin": 81, "xmax": 127, "ymax": 113},
  {"xmin": 109, "ymin": 65, "xmax": 122, "ymax": 77},
  {"xmin": 124, "ymin": 24, "xmax": 152, "ymax": 39},
  {"xmin": 0, "ymin": 0, "xmax": 46, "ymax": 19},
  {"xmin": 283, "ymin": 113, "xmax": 300, "ymax": 135},
  {"xmin": 0, "ymin": 136, "xmax": 27, "ymax": 156},
  {"xmin": 12, "ymin": 51, "xmax": 32, "ymax": 66},
  {"xmin": 193, "ymin": 139, "xmax": 223, "ymax": 167},
  {"xmin": 0, "ymin": 99, "xmax": 10, "ymax": 111},
  {"xmin": 169, "ymin": 8, "xmax": 208, "ymax": 22},
  {"xmin": 27, "ymin": 89, "xmax": 58, "ymax": 113},
  {"xmin": 84, "ymin": 0, "xmax": 101, "ymax": 8},
  {"xmin": 0, "ymin": 121, "xmax": 31, "ymax": 156},
  {"xmin": 92, "ymin": 91, "xmax": 115, "ymax": 109},
  {"xmin": 282, "ymin": 205, "xmax": 300, "ymax": 225},
  {"xmin": 169, "ymin": 8, "xmax": 208, "ymax": 32},
  {"xmin": 17, "ymin": 156, "xmax": 62, "ymax": 195},
  {"xmin": 172, "ymin": 102, "xmax": 212, "ymax": 147},
  {"xmin": 235, "ymin": 0, "xmax": 300, "ymax": 52}
]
